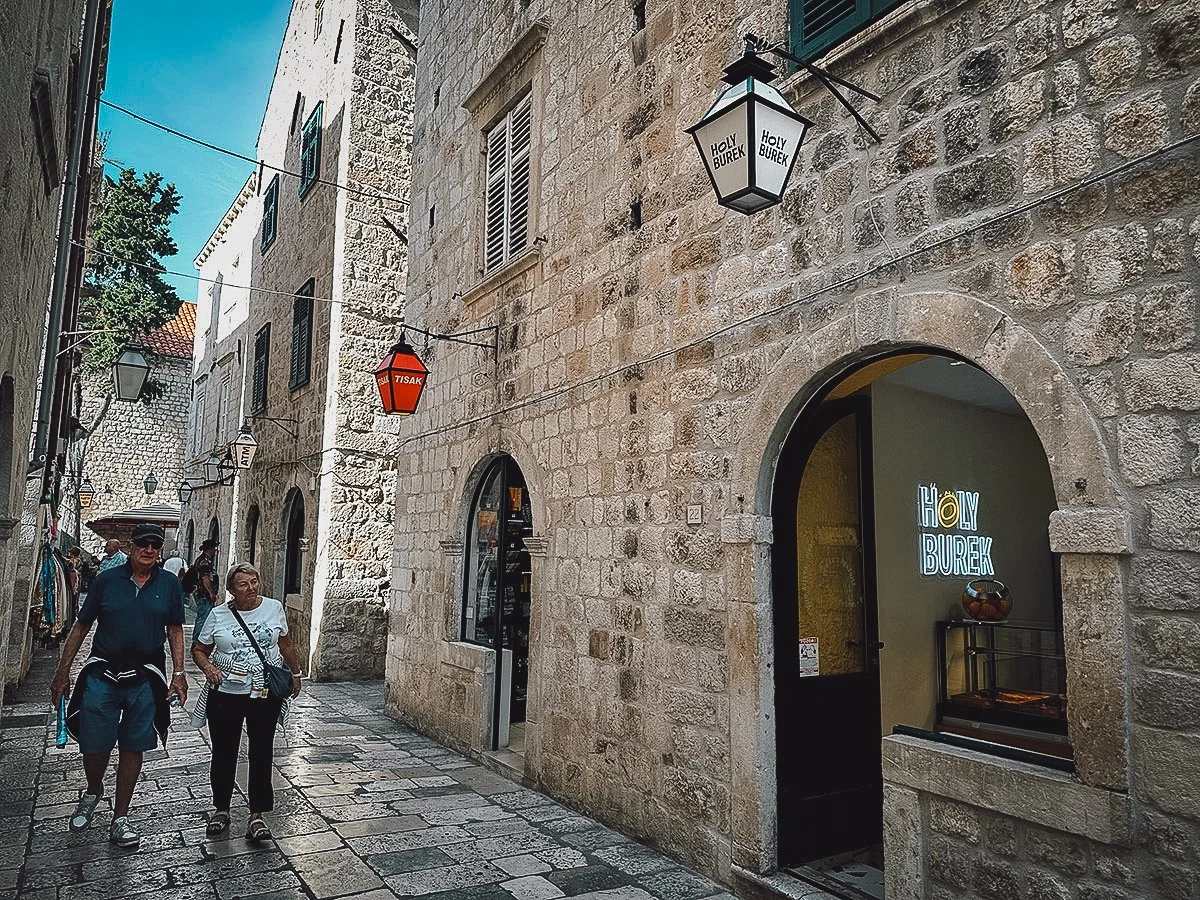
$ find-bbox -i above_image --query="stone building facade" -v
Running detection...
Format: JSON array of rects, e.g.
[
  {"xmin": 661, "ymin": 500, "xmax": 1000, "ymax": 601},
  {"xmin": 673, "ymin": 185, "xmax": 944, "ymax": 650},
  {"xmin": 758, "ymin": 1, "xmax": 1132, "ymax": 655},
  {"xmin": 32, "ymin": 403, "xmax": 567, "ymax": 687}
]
[
  {"xmin": 183, "ymin": 0, "xmax": 418, "ymax": 680},
  {"xmin": 0, "ymin": 0, "xmax": 90, "ymax": 691},
  {"xmin": 386, "ymin": 0, "xmax": 1200, "ymax": 896},
  {"xmin": 75, "ymin": 305, "xmax": 195, "ymax": 556}
]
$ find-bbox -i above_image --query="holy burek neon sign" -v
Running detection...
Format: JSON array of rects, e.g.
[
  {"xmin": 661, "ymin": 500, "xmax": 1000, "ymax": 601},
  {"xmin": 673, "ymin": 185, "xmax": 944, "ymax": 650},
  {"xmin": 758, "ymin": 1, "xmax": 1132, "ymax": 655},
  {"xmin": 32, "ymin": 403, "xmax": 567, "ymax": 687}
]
[{"xmin": 917, "ymin": 483, "xmax": 994, "ymax": 577}]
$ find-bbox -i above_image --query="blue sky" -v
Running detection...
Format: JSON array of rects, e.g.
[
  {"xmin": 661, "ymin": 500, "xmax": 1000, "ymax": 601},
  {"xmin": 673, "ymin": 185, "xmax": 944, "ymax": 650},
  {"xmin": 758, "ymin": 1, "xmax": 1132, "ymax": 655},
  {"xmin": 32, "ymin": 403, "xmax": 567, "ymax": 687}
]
[{"xmin": 99, "ymin": 0, "xmax": 292, "ymax": 302}]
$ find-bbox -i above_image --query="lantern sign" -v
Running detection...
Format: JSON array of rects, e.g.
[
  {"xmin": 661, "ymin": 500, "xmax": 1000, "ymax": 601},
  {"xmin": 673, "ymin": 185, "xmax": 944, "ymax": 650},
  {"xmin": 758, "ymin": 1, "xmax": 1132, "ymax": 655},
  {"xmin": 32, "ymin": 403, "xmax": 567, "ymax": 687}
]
[
  {"xmin": 113, "ymin": 346, "xmax": 151, "ymax": 401},
  {"xmin": 687, "ymin": 50, "xmax": 812, "ymax": 215},
  {"xmin": 78, "ymin": 476, "xmax": 95, "ymax": 508},
  {"xmin": 375, "ymin": 334, "xmax": 429, "ymax": 416},
  {"xmin": 230, "ymin": 423, "xmax": 259, "ymax": 469}
]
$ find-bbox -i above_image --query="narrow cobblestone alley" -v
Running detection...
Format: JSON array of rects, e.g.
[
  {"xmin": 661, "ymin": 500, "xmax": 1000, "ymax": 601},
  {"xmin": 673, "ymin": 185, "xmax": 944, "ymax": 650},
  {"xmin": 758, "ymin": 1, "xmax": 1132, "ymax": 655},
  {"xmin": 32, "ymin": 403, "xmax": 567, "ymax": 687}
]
[{"xmin": 0, "ymin": 641, "xmax": 740, "ymax": 900}]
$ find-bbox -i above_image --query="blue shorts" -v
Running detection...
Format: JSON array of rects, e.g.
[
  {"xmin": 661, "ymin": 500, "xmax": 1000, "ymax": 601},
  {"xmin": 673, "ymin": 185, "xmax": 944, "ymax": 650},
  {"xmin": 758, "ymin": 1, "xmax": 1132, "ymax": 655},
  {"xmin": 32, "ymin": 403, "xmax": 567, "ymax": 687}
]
[{"xmin": 77, "ymin": 672, "xmax": 158, "ymax": 754}]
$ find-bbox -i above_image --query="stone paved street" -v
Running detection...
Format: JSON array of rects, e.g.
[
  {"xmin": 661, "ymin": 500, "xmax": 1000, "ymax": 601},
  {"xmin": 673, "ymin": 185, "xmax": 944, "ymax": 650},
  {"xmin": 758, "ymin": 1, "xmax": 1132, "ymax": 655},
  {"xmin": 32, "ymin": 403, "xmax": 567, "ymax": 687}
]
[{"xmin": 1, "ymin": 644, "xmax": 736, "ymax": 900}]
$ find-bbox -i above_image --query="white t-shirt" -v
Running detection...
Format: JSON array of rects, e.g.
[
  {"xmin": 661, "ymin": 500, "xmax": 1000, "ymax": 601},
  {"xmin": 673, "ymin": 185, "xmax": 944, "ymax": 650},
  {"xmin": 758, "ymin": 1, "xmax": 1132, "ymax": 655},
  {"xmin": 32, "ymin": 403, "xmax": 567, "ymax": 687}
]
[{"xmin": 197, "ymin": 598, "xmax": 289, "ymax": 695}]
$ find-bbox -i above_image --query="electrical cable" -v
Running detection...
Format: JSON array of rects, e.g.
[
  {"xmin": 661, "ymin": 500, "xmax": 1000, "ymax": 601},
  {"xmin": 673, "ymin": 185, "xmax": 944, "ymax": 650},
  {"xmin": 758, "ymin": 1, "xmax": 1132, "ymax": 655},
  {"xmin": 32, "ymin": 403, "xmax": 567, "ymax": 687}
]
[
  {"xmin": 97, "ymin": 97, "xmax": 410, "ymax": 208},
  {"xmin": 395, "ymin": 131, "xmax": 1200, "ymax": 447}
]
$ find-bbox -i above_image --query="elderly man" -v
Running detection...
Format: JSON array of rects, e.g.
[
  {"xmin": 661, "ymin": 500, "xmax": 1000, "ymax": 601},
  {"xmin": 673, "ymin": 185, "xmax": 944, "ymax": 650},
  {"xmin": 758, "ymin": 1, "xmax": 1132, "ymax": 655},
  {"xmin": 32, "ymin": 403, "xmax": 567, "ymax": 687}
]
[
  {"xmin": 50, "ymin": 523, "xmax": 186, "ymax": 850},
  {"xmin": 96, "ymin": 539, "xmax": 127, "ymax": 574}
]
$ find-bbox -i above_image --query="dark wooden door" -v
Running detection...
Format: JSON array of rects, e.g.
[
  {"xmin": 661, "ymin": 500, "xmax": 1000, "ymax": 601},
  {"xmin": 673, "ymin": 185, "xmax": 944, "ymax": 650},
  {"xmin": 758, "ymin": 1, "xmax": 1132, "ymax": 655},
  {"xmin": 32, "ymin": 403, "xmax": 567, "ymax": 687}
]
[{"xmin": 774, "ymin": 398, "xmax": 882, "ymax": 865}]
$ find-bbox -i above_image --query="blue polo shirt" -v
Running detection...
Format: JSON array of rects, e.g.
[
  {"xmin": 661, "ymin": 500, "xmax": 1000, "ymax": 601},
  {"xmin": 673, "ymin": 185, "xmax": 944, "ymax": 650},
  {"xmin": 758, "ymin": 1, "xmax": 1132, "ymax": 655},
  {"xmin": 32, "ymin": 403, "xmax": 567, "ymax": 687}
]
[{"xmin": 78, "ymin": 564, "xmax": 185, "ymax": 664}]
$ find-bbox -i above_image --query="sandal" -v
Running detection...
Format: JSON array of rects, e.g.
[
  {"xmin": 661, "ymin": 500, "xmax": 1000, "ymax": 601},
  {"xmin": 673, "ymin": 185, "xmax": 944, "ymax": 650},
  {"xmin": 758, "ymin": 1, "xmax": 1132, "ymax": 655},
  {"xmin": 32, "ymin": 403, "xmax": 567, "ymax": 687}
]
[
  {"xmin": 246, "ymin": 817, "xmax": 272, "ymax": 841},
  {"xmin": 206, "ymin": 811, "xmax": 230, "ymax": 836}
]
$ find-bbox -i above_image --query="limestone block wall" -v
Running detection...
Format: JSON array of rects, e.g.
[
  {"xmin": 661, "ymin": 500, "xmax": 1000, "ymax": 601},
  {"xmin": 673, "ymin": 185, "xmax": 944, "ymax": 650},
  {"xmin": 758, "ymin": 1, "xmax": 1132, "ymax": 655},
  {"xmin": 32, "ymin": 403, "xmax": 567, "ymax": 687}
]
[
  {"xmin": 0, "ymin": 0, "xmax": 84, "ymax": 689},
  {"xmin": 77, "ymin": 354, "xmax": 191, "ymax": 556},
  {"xmin": 387, "ymin": 0, "xmax": 1200, "ymax": 890}
]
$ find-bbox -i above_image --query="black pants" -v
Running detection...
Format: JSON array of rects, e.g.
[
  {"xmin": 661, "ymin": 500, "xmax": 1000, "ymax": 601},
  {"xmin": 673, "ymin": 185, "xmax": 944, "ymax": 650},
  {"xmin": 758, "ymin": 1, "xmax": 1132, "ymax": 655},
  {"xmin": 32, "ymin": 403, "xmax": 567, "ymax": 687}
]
[{"xmin": 206, "ymin": 690, "xmax": 283, "ymax": 813}]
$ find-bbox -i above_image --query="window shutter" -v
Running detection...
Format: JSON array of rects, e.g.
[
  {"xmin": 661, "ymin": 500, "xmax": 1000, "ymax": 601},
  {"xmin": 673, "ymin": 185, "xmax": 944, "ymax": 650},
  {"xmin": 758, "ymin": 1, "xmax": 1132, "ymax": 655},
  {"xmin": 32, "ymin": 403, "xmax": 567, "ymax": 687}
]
[
  {"xmin": 261, "ymin": 176, "xmax": 279, "ymax": 251},
  {"xmin": 300, "ymin": 102, "xmax": 323, "ymax": 197},
  {"xmin": 507, "ymin": 96, "xmax": 532, "ymax": 259},
  {"xmin": 289, "ymin": 281, "xmax": 314, "ymax": 390},
  {"xmin": 252, "ymin": 324, "xmax": 271, "ymax": 414},
  {"xmin": 484, "ymin": 120, "xmax": 509, "ymax": 273},
  {"xmin": 792, "ymin": 0, "xmax": 904, "ymax": 58}
]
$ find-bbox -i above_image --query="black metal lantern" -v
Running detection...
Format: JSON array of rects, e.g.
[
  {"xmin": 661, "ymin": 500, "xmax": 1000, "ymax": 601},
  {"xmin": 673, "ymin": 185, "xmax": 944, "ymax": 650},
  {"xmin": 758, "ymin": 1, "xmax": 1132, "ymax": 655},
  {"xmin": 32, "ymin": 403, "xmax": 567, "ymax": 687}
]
[
  {"xmin": 230, "ymin": 423, "xmax": 258, "ymax": 469},
  {"xmin": 687, "ymin": 49, "xmax": 812, "ymax": 215},
  {"xmin": 177, "ymin": 479, "xmax": 194, "ymax": 504},
  {"xmin": 78, "ymin": 476, "xmax": 95, "ymax": 508},
  {"xmin": 217, "ymin": 447, "xmax": 236, "ymax": 482},
  {"xmin": 113, "ymin": 346, "xmax": 151, "ymax": 402},
  {"xmin": 204, "ymin": 453, "xmax": 221, "ymax": 484},
  {"xmin": 143, "ymin": 471, "xmax": 158, "ymax": 495}
]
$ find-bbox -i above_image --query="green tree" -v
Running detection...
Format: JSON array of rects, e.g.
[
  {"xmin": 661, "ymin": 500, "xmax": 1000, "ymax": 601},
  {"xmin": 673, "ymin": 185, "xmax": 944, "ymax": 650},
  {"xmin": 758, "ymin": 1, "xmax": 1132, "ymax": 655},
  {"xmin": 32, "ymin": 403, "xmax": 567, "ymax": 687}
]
[{"xmin": 79, "ymin": 168, "xmax": 182, "ymax": 397}]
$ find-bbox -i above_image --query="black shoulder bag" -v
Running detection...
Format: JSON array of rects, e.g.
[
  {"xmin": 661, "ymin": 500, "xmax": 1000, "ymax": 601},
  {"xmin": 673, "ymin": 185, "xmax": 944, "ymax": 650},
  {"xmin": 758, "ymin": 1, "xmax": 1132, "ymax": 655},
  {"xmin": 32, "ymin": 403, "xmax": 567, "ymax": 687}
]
[{"xmin": 229, "ymin": 606, "xmax": 294, "ymax": 701}]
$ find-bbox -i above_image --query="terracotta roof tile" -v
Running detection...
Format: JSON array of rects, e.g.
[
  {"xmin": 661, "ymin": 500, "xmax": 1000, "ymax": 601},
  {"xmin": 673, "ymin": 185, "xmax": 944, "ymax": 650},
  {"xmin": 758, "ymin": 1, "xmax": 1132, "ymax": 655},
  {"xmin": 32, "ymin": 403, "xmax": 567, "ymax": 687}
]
[{"xmin": 144, "ymin": 302, "xmax": 196, "ymax": 359}]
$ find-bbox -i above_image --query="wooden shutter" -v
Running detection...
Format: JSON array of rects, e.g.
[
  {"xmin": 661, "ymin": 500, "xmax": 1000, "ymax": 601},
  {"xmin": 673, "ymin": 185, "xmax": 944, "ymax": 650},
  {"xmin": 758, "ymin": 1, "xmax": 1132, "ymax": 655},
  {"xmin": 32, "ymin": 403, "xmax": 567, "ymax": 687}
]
[
  {"xmin": 261, "ymin": 176, "xmax": 278, "ymax": 251},
  {"xmin": 791, "ymin": 0, "xmax": 904, "ymax": 59},
  {"xmin": 507, "ymin": 96, "xmax": 532, "ymax": 259},
  {"xmin": 300, "ymin": 102, "xmax": 323, "ymax": 196},
  {"xmin": 289, "ymin": 281, "xmax": 314, "ymax": 390},
  {"xmin": 484, "ymin": 120, "xmax": 509, "ymax": 273},
  {"xmin": 252, "ymin": 324, "xmax": 271, "ymax": 414}
]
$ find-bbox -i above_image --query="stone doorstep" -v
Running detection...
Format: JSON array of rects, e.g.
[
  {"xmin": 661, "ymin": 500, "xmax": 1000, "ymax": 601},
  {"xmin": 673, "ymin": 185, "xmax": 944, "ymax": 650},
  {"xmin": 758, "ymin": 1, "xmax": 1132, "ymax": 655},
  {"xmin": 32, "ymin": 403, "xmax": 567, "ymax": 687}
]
[{"xmin": 730, "ymin": 865, "xmax": 840, "ymax": 900}]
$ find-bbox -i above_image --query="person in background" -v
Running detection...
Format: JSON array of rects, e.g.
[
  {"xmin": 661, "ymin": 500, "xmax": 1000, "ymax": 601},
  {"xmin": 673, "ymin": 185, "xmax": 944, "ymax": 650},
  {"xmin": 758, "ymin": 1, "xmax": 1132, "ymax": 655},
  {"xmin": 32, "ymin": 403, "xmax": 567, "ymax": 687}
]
[
  {"xmin": 189, "ymin": 540, "xmax": 220, "ymax": 638},
  {"xmin": 191, "ymin": 563, "xmax": 300, "ymax": 841},
  {"xmin": 163, "ymin": 551, "xmax": 187, "ymax": 583},
  {"xmin": 96, "ymin": 539, "xmax": 127, "ymax": 575},
  {"xmin": 50, "ymin": 523, "xmax": 186, "ymax": 850}
]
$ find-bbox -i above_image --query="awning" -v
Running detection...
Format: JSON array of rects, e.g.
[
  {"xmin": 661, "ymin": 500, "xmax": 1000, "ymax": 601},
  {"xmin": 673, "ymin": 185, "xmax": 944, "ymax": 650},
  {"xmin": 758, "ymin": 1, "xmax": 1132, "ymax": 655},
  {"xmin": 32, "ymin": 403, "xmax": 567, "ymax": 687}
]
[{"xmin": 84, "ymin": 503, "xmax": 181, "ymax": 542}]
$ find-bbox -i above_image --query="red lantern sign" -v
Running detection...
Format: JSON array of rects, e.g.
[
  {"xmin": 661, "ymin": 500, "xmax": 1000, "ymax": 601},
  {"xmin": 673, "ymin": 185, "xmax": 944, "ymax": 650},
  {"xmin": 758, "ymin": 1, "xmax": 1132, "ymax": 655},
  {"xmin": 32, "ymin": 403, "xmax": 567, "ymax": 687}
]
[{"xmin": 375, "ymin": 335, "xmax": 429, "ymax": 416}]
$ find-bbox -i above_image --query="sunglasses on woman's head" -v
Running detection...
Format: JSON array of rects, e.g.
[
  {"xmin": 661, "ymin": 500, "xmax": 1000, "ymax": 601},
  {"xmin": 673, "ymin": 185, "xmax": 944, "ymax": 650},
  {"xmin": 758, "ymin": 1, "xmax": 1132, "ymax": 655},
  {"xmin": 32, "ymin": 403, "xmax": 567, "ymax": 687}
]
[{"xmin": 132, "ymin": 538, "xmax": 163, "ymax": 549}]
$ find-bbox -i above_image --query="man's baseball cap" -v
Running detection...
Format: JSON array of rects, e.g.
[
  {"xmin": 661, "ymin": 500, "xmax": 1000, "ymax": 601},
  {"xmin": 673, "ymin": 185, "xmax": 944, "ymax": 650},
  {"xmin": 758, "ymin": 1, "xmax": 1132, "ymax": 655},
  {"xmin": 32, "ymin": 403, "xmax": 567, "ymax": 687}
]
[
  {"xmin": 130, "ymin": 523, "xmax": 166, "ymax": 542},
  {"xmin": 200, "ymin": 538, "xmax": 220, "ymax": 551}
]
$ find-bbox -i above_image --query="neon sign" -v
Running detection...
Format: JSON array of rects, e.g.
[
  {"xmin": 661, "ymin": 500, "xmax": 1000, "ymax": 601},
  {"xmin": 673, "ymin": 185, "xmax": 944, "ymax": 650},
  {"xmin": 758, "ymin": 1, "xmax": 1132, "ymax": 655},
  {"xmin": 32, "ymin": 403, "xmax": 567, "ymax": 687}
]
[{"xmin": 917, "ymin": 483, "xmax": 994, "ymax": 577}]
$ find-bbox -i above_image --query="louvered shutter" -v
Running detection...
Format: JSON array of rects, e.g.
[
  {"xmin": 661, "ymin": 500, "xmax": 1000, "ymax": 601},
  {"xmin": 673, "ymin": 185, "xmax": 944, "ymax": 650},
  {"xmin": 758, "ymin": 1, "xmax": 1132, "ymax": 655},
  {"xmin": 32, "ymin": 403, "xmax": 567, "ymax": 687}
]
[
  {"xmin": 507, "ymin": 96, "xmax": 532, "ymax": 259},
  {"xmin": 300, "ymin": 103, "xmax": 323, "ymax": 197},
  {"xmin": 484, "ymin": 120, "xmax": 509, "ymax": 273},
  {"xmin": 252, "ymin": 324, "xmax": 271, "ymax": 414},
  {"xmin": 791, "ymin": 0, "xmax": 904, "ymax": 59},
  {"xmin": 261, "ymin": 176, "xmax": 278, "ymax": 251},
  {"xmin": 289, "ymin": 282, "xmax": 314, "ymax": 390}
]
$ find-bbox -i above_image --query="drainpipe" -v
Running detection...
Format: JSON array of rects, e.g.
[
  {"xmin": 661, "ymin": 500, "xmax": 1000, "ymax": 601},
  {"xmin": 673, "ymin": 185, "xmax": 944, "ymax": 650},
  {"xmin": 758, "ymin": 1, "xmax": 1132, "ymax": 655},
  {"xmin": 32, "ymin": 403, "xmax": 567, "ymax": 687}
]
[{"xmin": 32, "ymin": 0, "xmax": 106, "ymax": 475}]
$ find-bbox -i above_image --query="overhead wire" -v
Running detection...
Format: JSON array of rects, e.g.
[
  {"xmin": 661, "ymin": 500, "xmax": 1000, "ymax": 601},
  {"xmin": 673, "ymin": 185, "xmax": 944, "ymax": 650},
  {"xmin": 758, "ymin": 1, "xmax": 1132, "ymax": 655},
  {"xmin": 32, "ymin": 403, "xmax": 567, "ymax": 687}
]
[{"xmin": 97, "ymin": 97, "xmax": 411, "ymax": 208}]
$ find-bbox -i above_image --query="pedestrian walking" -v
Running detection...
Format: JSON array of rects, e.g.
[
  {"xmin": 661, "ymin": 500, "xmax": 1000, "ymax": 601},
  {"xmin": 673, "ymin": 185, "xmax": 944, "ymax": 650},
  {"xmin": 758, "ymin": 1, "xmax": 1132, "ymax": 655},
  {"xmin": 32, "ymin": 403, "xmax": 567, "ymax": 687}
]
[
  {"xmin": 49, "ymin": 523, "xmax": 187, "ymax": 850},
  {"xmin": 187, "ymin": 539, "xmax": 220, "ymax": 638},
  {"xmin": 163, "ymin": 550, "xmax": 187, "ymax": 582},
  {"xmin": 96, "ymin": 539, "xmax": 127, "ymax": 574},
  {"xmin": 191, "ymin": 563, "xmax": 301, "ymax": 841}
]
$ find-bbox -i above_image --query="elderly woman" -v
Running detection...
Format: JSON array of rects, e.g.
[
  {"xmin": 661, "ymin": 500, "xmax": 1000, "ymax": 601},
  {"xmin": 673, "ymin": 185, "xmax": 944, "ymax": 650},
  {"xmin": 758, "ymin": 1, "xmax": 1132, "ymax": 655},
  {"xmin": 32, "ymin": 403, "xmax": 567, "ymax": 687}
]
[{"xmin": 191, "ymin": 563, "xmax": 301, "ymax": 841}]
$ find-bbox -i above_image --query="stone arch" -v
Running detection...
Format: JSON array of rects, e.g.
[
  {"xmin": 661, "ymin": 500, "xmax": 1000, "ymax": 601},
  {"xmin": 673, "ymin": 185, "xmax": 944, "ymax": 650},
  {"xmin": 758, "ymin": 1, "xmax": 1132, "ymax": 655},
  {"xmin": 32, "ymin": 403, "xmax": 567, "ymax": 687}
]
[
  {"xmin": 725, "ymin": 290, "xmax": 1131, "ymax": 871},
  {"xmin": 445, "ymin": 430, "xmax": 549, "ymax": 544}
]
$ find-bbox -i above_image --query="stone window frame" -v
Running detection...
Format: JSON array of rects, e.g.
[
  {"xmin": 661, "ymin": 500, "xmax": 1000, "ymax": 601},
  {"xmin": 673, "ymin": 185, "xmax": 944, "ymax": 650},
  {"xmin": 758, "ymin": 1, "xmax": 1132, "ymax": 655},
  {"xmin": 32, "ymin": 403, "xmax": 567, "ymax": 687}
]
[
  {"xmin": 723, "ymin": 291, "xmax": 1133, "ymax": 879},
  {"xmin": 299, "ymin": 101, "xmax": 323, "ymax": 199},
  {"xmin": 462, "ymin": 21, "xmax": 548, "ymax": 293}
]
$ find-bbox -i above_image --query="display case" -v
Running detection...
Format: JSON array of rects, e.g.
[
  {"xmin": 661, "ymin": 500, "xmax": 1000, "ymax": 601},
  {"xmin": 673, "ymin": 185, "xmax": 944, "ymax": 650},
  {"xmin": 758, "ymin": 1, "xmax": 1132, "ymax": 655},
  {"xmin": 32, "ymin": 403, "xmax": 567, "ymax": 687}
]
[{"xmin": 936, "ymin": 620, "xmax": 1068, "ymax": 740}]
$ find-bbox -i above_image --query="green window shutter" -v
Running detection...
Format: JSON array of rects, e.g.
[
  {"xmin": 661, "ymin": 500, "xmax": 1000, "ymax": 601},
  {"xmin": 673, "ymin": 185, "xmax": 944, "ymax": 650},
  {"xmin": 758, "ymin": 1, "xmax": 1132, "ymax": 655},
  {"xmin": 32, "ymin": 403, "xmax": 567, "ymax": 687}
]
[
  {"xmin": 299, "ymin": 102, "xmax": 323, "ymax": 198},
  {"xmin": 289, "ymin": 280, "xmax": 314, "ymax": 390},
  {"xmin": 791, "ymin": 0, "xmax": 905, "ymax": 59},
  {"xmin": 252, "ymin": 324, "xmax": 271, "ymax": 415},
  {"xmin": 261, "ymin": 175, "xmax": 279, "ymax": 252}
]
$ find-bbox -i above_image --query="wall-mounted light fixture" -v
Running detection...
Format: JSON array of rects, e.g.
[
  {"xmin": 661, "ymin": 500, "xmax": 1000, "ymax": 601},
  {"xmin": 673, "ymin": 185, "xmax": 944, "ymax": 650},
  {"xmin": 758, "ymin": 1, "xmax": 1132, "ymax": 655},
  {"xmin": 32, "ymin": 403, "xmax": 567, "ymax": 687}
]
[
  {"xmin": 373, "ymin": 324, "xmax": 498, "ymax": 417},
  {"xmin": 143, "ymin": 471, "xmax": 158, "ymax": 495}
]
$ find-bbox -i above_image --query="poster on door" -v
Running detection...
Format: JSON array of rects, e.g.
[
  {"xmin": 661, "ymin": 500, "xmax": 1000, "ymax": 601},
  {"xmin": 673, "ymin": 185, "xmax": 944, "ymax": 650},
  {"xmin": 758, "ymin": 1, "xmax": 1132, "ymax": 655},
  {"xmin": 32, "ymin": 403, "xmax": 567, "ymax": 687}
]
[{"xmin": 798, "ymin": 637, "xmax": 819, "ymax": 677}]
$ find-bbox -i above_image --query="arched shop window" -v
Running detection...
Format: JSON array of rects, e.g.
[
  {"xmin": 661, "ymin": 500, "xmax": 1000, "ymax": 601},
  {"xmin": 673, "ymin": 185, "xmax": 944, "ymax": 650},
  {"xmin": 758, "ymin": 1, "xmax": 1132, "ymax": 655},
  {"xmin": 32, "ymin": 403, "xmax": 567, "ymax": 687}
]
[
  {"xmin": 462, "ymin": 455, "xmax": 534, "ymax": 746},
  {"xmin": 283, "ymin": 489, "xmax": 305, "ymax": 595},
  {"xmin": 772, "ymin": 352, "xmax": 1066, "ymax": 874}
]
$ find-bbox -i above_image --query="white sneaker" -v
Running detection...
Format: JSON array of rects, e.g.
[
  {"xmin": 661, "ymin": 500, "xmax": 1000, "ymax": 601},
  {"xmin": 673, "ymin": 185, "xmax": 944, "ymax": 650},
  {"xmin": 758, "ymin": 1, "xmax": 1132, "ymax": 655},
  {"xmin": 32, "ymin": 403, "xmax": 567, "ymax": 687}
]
[
  {"xmin": 69, "ymin": 792, "xmax": 101, "ymax": 832},
  {"xmin": 109, "ymin": 816, "xmax": 140, "ymax": 848}
]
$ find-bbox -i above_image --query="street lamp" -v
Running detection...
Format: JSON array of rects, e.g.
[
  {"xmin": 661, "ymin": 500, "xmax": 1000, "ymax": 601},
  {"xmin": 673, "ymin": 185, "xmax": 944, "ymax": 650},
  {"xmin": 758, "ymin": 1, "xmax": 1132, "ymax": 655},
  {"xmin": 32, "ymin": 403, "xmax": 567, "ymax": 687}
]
[
  {"xmin": 230, "ymin": 423, "xmax": 259, "ymax": 469},
  {"xmin": 177, "ymin": 479, "xmax": 194, "ymax": 504},
  {"xmin": 78, "ymin": 476, "xmax": 95, "ymax": 508},
  {"xmin": 217, "ymin": 447, "xmax": 237, "ymax": 483},
  {"xmin": 374, "ymin": 333, "xmax": 429, "ymax": 416},
  {"xmin": 686, "ymin": 46, "xmax": 812, "ymax": 215},
  {"xmin": 204, "ymin": 452, "xmax": 221, "ymax": 484},
  {"xmin": 143, "ymin": 471, "xmax": 158, "ymax": 495},
  {"xmin": 113, "ymin": 346, "xmax": 151, "ymax": 401}
]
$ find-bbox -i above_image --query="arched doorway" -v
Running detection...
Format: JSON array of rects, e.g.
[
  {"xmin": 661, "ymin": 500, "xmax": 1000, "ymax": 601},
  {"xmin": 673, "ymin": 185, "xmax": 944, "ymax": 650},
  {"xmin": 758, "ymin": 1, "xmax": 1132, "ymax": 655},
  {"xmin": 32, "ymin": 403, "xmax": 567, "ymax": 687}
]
[
  {"xmin": 772, "ymin": 352, "xmax": 1062, "ymax": 892},
  {"xmin": 184, "ymin": 520, "xmax": 195, "ymax": 563},
  {"xmin": 463, "ymin": 455, "xmax": 533, "ymax": 751}
]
